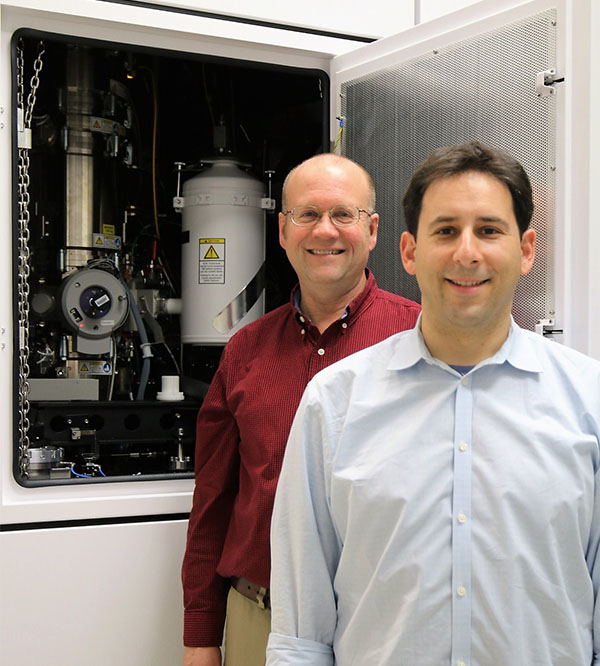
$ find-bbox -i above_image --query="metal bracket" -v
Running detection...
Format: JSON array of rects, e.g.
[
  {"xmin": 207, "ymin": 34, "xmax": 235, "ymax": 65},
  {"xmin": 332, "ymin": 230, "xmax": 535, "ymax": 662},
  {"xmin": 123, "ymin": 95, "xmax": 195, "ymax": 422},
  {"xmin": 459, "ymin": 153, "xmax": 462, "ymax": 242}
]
[
  {"xmin": 535, "ymin": 69, "xmax": 563, "ymax": 97},
  {"xmin": 17, "ymin": 107, "xmax": 32, "ymax": 149},
  {"xmin": 535, "ymin": 318, "xmax": 563, "ymax": 337},
  {"xmin": 174, "ymin": 193, "xmax": 274, "ymax": 211}
]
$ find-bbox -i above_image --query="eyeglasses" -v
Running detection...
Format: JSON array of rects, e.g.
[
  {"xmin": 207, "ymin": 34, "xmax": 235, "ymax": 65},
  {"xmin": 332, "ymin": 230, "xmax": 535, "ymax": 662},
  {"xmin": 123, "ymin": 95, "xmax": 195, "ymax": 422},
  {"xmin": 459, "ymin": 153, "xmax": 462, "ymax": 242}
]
[{"xmin": 284, "ymin": 205, "xmax": 372, "ymax": 228}]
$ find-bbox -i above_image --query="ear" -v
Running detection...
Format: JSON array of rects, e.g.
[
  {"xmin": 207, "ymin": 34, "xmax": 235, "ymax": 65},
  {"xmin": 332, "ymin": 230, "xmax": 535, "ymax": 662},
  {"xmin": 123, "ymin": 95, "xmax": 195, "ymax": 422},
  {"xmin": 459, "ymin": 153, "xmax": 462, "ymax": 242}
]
[
  {"xmin": 278, "ymin": 212, "xmax": 287, "ymax": 249},
  {"xmin": 400, "ymin": 231, "xmax": 417, "ymax": 275},
  {"xmin": 520, "ymin": 228, "xmax": 536, "ymax": 275},
  {"xmin": 368, "ymin": 213, "xmax": 379, "ymax": 251}
]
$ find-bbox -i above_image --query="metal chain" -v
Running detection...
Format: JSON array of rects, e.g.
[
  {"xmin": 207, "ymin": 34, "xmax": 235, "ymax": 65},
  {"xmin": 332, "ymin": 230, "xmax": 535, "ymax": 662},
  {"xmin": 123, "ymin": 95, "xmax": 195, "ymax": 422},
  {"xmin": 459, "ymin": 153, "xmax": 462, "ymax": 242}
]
[
  {"xmin": 17, "ymin": 40, "xmax": 45, "ymax": 478},
  {"xmin": 24, "ymin": 45, "xmax": 45, "ymax": 128}
]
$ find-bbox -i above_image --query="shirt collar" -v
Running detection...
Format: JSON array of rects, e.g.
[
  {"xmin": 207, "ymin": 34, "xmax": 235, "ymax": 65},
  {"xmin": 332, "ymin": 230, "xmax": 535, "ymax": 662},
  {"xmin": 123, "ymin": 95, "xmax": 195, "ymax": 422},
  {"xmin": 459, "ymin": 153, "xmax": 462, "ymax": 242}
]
[
  {"xmin": 389, "ymin": 315, "xmax": 543, "ymax": 374},
  {"xmin": 290, "ymin": 269, "xmax": 375, "ymax": 323},
  {"xmin": 496, "ymin": 318, "xmax": 544, "ymax": 373},
  {"xmin": 387, "ymin": 315, "xmax": 429, "ymax": 370}
]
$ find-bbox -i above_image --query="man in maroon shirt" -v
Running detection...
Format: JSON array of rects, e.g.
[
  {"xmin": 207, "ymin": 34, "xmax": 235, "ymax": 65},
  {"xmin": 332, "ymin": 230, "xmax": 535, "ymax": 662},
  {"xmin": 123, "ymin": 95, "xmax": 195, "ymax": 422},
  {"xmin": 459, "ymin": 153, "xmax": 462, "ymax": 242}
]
[{"xmin": 181, "ymin": 153, "xmax": 420, "ymax": 666}]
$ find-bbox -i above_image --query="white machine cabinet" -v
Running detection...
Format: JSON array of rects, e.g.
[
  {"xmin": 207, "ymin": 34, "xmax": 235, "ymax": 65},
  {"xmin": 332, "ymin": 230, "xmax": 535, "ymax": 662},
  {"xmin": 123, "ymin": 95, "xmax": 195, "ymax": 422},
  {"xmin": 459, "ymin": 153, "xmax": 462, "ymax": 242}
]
[{"xmin": 0, "ymin": 1, "xmax": 598, "ymax": 664}]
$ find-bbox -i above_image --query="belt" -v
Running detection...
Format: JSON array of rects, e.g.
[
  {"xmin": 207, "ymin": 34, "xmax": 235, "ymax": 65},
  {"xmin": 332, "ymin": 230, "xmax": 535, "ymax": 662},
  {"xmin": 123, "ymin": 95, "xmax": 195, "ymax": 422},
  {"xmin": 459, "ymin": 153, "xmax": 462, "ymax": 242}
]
[{"xmin": 231, "ymin": 576, "xmax": 270, "ymax": 610}]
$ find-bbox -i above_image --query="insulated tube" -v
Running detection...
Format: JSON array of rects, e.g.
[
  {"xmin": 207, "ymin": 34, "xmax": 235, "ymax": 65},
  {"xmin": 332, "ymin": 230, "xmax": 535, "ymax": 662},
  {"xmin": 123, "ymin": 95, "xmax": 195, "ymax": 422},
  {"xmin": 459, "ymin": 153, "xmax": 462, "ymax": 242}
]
[{"xmin": 121, "ymin": 280, "xmax": 153, "ymax": 400}]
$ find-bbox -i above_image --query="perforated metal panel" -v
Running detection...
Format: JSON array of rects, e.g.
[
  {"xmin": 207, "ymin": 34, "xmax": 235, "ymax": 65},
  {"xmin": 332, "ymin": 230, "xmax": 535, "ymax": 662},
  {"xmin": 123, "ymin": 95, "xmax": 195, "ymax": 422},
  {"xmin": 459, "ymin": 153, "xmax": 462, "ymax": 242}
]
[{"xmin": 341, "ymin": 9, "xmax": 557, "ymax": 331}]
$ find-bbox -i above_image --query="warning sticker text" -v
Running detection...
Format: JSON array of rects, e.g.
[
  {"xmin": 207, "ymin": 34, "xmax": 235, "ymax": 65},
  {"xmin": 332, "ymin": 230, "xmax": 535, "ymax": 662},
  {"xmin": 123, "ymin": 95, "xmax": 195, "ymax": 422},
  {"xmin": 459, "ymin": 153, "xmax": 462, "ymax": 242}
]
[{"xmin": 199, "ymin": 238, "xmax": 225, "ymax": 284}]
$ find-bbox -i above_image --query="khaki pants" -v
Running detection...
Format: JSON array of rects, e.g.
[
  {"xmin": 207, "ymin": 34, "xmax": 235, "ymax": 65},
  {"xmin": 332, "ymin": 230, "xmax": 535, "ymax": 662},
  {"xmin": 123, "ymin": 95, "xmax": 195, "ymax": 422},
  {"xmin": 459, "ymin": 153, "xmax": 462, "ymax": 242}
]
[{"xmin": 223, "ymin": 586, "xmax": 271, "ymax": 666}]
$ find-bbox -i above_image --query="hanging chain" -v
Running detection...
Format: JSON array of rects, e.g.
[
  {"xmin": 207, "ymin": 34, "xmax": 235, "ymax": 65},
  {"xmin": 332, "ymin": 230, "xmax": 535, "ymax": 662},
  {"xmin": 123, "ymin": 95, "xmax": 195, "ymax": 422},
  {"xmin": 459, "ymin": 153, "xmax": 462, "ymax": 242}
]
[{"xmin": 17, "ymin": 39, "xmax": 45, "ymax": 478}]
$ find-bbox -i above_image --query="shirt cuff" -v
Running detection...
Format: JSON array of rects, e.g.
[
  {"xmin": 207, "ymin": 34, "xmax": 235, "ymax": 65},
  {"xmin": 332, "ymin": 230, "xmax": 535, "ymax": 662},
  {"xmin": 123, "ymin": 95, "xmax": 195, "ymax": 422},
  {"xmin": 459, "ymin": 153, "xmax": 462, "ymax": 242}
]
[
  {"xmin": 266, "ymin": 632, "xmax": 333, "ymax": 666},
  {"xmin": 183, "ymin": 609, "xmax": 226, "ymax": 647}
]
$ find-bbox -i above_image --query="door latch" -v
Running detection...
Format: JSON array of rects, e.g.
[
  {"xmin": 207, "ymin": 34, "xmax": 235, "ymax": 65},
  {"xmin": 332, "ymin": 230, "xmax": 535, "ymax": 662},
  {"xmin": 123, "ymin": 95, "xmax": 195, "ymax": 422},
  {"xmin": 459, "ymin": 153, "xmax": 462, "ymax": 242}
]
[
  {"xmin": 535, "ymin": 69, "xmax": 564, "ymax": 97},
  {"xmin": 535, "ymin": 318, "xmax": 563, "ymax": 337}
]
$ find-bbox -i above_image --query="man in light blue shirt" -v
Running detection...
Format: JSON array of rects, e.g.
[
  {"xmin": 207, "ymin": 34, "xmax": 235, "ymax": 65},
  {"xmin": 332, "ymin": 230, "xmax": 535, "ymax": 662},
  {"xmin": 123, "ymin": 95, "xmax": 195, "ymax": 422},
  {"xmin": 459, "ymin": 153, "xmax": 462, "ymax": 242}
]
[{"xmin": 266, "ymin": 142, "xmax": 600, "ymax": 666}]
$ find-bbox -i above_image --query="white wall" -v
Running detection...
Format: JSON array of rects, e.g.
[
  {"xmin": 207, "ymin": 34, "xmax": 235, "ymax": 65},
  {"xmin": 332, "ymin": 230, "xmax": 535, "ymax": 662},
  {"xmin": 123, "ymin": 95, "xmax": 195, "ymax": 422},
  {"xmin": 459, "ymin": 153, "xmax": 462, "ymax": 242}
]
[
  {"xmin": 136, "ymin": 0, "xmax": 515, "ymax": 39},
  {"xmin": 139, "ymin": 0, "xmax": 415, "ymax": 39},
  {"xmin": 418, "ymin": 0, "xmax": 482, "ymax": 23},
  {"xmin": 587, "ymin": 0, "xmax": 600, "ymax": 358}
]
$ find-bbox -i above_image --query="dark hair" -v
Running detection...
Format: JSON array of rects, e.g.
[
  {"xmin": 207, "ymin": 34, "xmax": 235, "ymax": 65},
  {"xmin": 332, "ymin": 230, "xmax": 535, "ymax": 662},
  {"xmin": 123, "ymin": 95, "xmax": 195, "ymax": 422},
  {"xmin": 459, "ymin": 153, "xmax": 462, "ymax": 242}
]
[{"xmin": 402, "ymin": 141, "xmax": 534, "ymax": 237}]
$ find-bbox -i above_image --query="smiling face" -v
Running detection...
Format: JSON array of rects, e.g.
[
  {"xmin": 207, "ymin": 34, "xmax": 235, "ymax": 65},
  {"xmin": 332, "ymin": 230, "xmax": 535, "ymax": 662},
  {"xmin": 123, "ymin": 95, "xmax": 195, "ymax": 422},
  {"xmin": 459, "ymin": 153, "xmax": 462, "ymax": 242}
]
[
  {"xmin": 279, "ymin": 156, "xmax": 378, "ymax": 301},
  {"xmin": 400, "ymin": 170, "xmax": 535, "ymax": 358}
]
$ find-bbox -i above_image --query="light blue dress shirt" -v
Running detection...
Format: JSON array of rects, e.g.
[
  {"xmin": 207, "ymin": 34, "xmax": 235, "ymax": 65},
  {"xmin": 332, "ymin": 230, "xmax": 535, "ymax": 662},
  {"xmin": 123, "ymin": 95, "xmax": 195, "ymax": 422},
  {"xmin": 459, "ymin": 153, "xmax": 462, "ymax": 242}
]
[{"xmin": 266, "ymin": 318, "xmax": 600, "ymax": 666}]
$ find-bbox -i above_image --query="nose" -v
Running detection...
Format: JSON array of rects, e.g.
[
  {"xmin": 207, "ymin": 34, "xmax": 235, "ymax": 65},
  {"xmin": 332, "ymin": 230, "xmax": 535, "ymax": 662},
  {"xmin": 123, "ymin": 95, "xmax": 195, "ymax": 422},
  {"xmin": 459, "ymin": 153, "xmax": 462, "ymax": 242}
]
[
  {"xmin": 311, "ymin": 211, "xmax": 339, "ymax": 238},
  {"xmin": 452, "ymin": 228, "xmax": 482, "ymax": 266}
]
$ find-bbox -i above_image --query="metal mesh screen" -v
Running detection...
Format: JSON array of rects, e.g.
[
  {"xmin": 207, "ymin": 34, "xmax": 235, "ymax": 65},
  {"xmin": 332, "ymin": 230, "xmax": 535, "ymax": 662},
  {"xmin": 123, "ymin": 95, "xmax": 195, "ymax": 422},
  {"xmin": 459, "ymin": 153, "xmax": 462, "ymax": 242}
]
[{"xmin": 341, "ymin": 9, "xmax": 557, "ymax": 331}]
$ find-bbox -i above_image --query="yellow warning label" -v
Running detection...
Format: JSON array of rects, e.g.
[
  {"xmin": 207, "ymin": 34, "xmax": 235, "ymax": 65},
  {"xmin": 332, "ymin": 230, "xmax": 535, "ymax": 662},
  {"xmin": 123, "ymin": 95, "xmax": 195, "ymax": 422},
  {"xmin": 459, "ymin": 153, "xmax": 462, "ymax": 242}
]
[
  {"xmin": 199, "ymin": 238, "xmax": 225, "ymax": 284},
  {"xmin": 79, "ymin": 360, "xmax": 112, "ymax": 375},
  {"xmin": 92, "ymin": 119, "xmax": 101, "ymax": 129},
  {"xmin": 95, "ymin": 236, "xmax": 104, "ymax": 245},
  {"xmin": 204, "ymin": 245, "xmax": 220, "ymax": 259},
  {"xmin": 103, "ymin": 224, "xmax": 115, "ymax": 235}
]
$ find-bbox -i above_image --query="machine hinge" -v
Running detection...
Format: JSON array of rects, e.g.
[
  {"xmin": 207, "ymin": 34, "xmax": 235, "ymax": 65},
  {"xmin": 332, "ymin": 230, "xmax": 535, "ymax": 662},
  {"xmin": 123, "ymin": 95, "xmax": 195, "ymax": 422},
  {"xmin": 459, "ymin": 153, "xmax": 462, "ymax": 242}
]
[
  {"xmin": 535, "ymin": 69, "xmax": 564, "ymax": 97},
  {"xmin": 535, "ymin": 318, "xmax": 563, "ymax": 337}
]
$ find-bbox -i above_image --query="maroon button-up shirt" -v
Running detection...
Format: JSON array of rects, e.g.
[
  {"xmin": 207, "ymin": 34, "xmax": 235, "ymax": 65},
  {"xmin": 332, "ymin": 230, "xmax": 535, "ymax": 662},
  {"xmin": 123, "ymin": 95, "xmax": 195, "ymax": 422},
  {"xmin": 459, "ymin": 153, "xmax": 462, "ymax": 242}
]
[{"xmin": 182, "ymin": 272, "xmax": 420, "ymax": 646}]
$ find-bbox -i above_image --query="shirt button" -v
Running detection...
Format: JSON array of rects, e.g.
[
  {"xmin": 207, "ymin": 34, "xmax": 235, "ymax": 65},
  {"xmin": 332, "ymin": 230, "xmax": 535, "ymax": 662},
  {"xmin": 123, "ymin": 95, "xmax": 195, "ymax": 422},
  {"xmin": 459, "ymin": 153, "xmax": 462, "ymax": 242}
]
[
  {"xmin": 300, "ymin": 329, "xmax": 305, "ymax": 335},
  {"xmin": 457, "ymin": 513, "xmax": 467, "ymax": 524},
  {"xmin": 299, "ymin": 316, "xmax": 305, "ymax": 323},
  {"xmin": 341, "ymin": 322, "xmax": 348, "ymax": 329},
  {"xmin": 317, "ymin": 348, "xmax": 325, "ymax": 356},
  {"xmin": 457, "ymin": 586, "xmax": 466, "ymax": 597},
  {"xmin": 461, "ymin": 376, "xmax": 469, "ymax": 386},
  {"xmin": 459, "ymin": 442, "xmax": 468, "ymax": 452}
]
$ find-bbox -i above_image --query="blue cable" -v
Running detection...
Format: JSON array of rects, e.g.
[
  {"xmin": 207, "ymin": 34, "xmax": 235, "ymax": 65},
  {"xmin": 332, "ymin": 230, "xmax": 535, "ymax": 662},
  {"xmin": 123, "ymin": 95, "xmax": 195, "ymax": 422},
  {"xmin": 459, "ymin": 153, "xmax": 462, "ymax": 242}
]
[{"xmin": 70, "ymin": 464, "xmax": 107, "ymax": 478}]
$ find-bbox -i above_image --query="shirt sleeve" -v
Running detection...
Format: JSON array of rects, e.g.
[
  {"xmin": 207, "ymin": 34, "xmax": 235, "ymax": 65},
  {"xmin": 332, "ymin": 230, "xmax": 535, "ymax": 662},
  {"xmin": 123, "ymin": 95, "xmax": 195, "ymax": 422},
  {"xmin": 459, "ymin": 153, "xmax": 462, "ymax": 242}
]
[
  {"xmin": 181, "ymin": 343, "xmax": 241, "ymax": 647},
  {"xmin": 591, "ymin": 463, "xmax": 600, "ymax": 665},
  {"xmin": 266, "ymin": 382, "xmax": 341, "ymax": 666}
]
